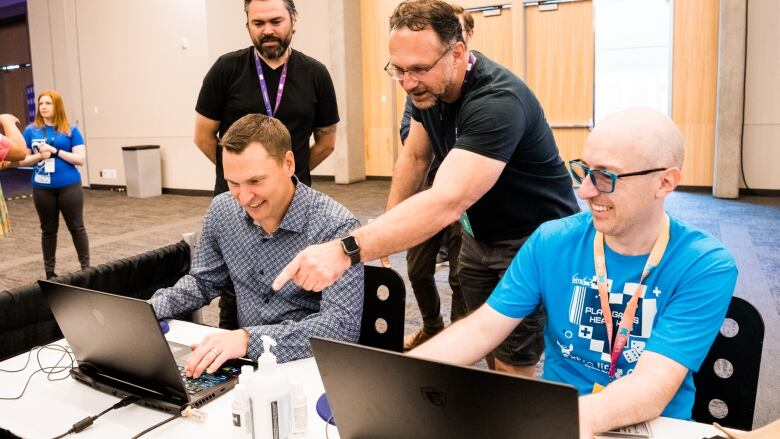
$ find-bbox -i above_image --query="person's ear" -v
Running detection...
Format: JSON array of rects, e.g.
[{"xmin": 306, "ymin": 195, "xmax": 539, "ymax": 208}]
[
  {"xmin": 656, "ymin": 167, "xmax": 681, "ymax": 198},
  {"xmin": 283, "ymin": 150, "xmax": 295, "ymax": 176}
]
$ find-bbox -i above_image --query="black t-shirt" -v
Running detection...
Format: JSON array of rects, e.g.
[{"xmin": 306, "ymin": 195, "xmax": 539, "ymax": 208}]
[
  {"xmin": 412, "ymin": 51, "xmax": 579, "ymax": 242},
  {"xmin": 196, "ymin": 47, "xmax": 340, "ymax": 193}
]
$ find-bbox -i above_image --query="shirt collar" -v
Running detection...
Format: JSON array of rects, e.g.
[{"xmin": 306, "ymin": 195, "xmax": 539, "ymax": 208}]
[{"xmin": 274, "ymin": 176, "xmax": 310, "ymax": 234}]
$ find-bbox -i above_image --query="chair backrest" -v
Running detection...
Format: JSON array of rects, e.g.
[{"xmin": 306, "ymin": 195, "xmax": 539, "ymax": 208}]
[
  {"xmin": 359, "ymin": 265, "xmax": 406, "ymax": 352},
  {"xmin": 692, "ymin": 296, "xmax": 764, "ymax": 431}
]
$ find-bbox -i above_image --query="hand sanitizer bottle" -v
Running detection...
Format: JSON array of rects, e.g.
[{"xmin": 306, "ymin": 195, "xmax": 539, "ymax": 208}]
[
  {"xmin": 232, "ymin": 383, "xmax": 254, "ymax": 439},
  {"xmin": 251, "ymin": 336, "xmax": 291, "ymax": 439},
  {"xmin": 289, "ymin": 379, "xmax": 308, "ymax": 438}
]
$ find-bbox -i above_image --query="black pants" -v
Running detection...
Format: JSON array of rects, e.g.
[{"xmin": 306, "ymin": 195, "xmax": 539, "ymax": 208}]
[
  {"xmin": 458, "ymin": 232, "xmax": 545, "ymax": 366},
  {"xmin": 406, "ymin": 221, "xmax": 464, "ymax": 330},
  {"xmin": 33, "ymin": 182, "xmax": 90, "ymax": 276}
]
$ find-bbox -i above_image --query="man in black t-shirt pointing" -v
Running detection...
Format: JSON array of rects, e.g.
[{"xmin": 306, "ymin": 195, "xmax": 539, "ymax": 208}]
[
  {"xmin": 194, "ymin": 0, "xmax": 340, "ymax": 329},
  {"xmin": 195, "ymin": 0, "xmax": 339, "ymax": 195},
  {"xmin": 273, "ymin": 0, "xmax": 579, "ymax": 376}
]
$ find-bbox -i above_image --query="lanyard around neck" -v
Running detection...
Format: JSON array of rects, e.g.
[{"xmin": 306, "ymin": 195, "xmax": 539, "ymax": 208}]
[
  {"xmin": 593, "ymin": 213, "xmax": 670, "ymax": 379},
  {"xmin": 254, "ymin": 49, "xmax": 289, "ymax": 117}
]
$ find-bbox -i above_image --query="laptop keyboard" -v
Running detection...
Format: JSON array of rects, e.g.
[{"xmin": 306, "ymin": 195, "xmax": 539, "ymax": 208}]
[{"xmin": 178, "ymin": 365, "xmax": 230, "ymax": 396}]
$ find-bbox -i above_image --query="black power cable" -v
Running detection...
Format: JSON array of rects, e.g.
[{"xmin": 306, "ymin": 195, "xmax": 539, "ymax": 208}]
[
  {"xmin": 129, "ymin": 412, "xmax": 183, "ymax": 439},
  {"xmin": 50, "ymin": 395, "xmax": 140, "ymax": 439}
]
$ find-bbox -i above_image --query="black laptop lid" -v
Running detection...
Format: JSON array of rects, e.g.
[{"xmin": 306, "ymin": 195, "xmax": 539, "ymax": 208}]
[
  {"xmin": 311, "ymin": 337, "xmax": 580, "ymax": 439},
  {"xmin": 40, "ymin": 281, "xmax": 187, "ymax": 400}
]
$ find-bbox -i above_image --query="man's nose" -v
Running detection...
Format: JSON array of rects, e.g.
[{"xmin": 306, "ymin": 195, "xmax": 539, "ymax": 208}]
[
  {"xmin": 577, "ymin": 174, "xmax": 600, "ymax": 199},
  {"xmin": 238, "ymin": 187, "xmax": 254, "ymax": 205},
  {"xmin": 401, "ymin": 74, "xmax": 419, "ymax": 91}
]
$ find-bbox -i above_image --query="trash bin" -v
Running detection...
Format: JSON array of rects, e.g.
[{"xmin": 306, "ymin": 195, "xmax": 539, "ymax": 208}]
[{"xmin": 121, "ymin": 145, "xmax": 162, "ymax": 198}]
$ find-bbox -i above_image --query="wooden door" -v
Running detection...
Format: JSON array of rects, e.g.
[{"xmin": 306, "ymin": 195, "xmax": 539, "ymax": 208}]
[{"xmin": 525, "ymin": 0, "xmax": 594, "ymax": 163}]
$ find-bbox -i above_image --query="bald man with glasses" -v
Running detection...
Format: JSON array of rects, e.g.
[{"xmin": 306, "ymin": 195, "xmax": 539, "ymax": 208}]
[{"xmin": 409, "ymin": 107, "xmax": 738, "ymax": 438}]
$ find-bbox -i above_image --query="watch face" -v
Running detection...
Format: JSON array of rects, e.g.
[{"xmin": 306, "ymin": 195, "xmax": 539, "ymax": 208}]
[{"xmin": 342, "ymin": 236, "xmax": 359, "ymax": 254}]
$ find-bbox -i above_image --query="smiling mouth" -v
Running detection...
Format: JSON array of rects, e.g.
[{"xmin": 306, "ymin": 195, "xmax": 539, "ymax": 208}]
[
  {"xmin": 590, "ymin": 203, "xmax": 613, "ymax": 213},
  {"xmin": 248, "ymin": 202, "xmax": 262, "ymax": 208}
]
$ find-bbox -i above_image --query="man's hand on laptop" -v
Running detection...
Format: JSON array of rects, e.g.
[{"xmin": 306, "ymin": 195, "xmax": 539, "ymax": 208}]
[{"xmin": 185, "ymin": 329, "xmax": 249, "ymax": 378}]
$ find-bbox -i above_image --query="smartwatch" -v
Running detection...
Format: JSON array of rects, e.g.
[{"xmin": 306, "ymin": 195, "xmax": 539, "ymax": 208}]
[{"xmin": 340, "ymin": 236, "xmax": 361, "ymax": 266}]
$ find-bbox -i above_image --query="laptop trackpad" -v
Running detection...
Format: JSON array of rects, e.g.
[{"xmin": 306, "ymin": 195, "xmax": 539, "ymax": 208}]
[{"xmin": 169, "ymin": 341, "xmax": 193, "ymax": 364}]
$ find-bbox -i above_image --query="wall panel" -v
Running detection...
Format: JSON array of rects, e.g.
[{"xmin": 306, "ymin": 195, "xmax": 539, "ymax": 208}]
[
  {"xmin": 671, "ymin": 0, "xmax": 719, "ymax": 186},
  {"xmin": 525, "ymin": 0, "xmax": 593, "ymax": 163}
]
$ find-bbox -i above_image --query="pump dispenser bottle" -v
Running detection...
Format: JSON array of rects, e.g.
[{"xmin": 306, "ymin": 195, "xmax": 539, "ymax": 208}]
[
  {"xmin": 232, "ymin": 383, "xmax": 254, "ymax": 439},
  {"xmin": 251, "ymin": 336, "xmax": 291, "ymax": 439}
]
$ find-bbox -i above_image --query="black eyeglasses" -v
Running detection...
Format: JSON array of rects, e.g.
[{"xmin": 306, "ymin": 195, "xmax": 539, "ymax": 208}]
[
  {"xmin": 568, "ymin": 159, "xmax": 667, "ymax": 194},
  {"xmin": 384, "ymin": 48, "xmax": 451, "ymax": 81}
]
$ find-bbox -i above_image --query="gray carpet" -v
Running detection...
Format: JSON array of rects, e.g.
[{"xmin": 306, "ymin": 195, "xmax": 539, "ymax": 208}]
[{"xmin": 0, "ymin": 181, "xmax": 778, "ymax": 428}]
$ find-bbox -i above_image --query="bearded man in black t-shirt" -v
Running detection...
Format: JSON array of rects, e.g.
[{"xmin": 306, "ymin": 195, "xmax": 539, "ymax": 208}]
[
  {"xmin": 194, "ymin": 0, "xmax": 339, "ymax": 195},
  {"xmin": 193, "ymin": 0, "xmax": 340, "ymax": 329},
  {"xmin": 273, "ymin": 0, "xmax": 579, "ymax": 377}
]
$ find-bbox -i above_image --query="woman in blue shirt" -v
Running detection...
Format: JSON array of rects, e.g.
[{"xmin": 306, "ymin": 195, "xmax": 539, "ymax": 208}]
[{"xmin": 14, "ymin": 90, "xmax": 89, "ymax": 279}]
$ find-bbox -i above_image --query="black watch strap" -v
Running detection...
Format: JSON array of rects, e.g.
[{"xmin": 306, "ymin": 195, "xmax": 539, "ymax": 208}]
[{"xmin": 340, "ymin": 236, "xmax": 361, "ymax": 266}]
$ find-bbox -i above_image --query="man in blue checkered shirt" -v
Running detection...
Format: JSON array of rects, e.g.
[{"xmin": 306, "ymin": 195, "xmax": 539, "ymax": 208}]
[{"xmin": 150, "ymin": 114, "xmax": 363, "ymax": 379}]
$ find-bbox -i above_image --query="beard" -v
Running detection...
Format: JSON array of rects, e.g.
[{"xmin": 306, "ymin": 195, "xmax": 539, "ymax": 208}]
[
  {"xmin": 254, "ymin": 32, "xmax": 293, "ymax": 60},
  {"xmin": 407, "ymin": 77, "xmax": 454, "ymax": 110}
]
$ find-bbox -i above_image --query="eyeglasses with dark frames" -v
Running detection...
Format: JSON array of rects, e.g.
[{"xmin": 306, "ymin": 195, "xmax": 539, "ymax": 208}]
[
  {"xmin": 384, "ymin": 48, "xmax": 452, "ymax": 81},
  {"xmin": 568, "ymin": 159, "xmax": 667, "ymax": 194}
]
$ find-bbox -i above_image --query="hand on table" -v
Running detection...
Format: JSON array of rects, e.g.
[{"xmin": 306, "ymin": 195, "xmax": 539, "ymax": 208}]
[
  {"xmin": 272, "ymin": 239, "xmax": 351, "ymax": 292},
  {"xmin": 185, "ymin": 329, "xmax": 249, "ymax": 378}
]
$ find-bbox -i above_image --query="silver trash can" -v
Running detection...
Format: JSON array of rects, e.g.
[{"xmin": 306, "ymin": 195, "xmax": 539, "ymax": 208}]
[{"xmin": 121, "ymin": 145, "xmax": 161, "ymax": 198}]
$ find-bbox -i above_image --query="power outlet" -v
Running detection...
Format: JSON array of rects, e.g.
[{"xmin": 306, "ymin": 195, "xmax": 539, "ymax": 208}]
[{"xmin": 100, "ymin": 169, "xmax": 117, "ymax": 179}]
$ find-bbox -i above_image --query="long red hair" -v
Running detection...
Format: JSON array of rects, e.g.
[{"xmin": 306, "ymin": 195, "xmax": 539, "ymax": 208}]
[{"xmin": 34, "ymin": 90, "xmax": 71, "ymax": 135}]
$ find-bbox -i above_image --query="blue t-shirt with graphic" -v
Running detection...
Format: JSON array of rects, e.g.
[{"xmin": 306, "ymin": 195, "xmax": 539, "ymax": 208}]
[
  {"xmin": 23, "ymin": 124, "xmax": 84, "ymax": 189},
  {"xmin": 487, "ymin": 212, "xmax": 737, "ymax": 419}
]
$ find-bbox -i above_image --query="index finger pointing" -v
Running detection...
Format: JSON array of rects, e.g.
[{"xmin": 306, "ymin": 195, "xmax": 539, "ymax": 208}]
[{"xmin": 272, "ymin": 256, "xmax": 300, "ymax": 291}]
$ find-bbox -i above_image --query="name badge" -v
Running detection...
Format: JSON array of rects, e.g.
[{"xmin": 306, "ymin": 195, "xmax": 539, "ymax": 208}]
[{"xmin": 44, "ymin": 158, "xmax": 56, "ymax": 173}]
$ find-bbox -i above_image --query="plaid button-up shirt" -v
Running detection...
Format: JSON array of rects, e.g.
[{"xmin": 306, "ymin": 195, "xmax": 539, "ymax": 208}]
[{"xmin": 150, "ymin": 180, "xmax": 363, "ymax": 362}]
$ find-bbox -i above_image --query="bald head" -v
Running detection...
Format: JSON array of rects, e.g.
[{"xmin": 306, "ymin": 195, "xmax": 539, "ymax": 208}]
[{"xmin": 589, "ymin": 108, "xmax": 683, "ymax": 169}]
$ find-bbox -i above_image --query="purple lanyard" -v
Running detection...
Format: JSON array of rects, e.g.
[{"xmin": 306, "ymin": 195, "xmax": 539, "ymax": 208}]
[{"xmin": 254, "ymin": 49, "xmax": 288, "ymax": 117}]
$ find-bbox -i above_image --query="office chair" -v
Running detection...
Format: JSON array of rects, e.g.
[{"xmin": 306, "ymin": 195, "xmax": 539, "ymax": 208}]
[
  {"xmin": 692, "ymin": 296, "xmax": 764, "ymax": 431},
  {"xmin": 359, "ymin": 265, "xmax": 406, "ymax": 352}
]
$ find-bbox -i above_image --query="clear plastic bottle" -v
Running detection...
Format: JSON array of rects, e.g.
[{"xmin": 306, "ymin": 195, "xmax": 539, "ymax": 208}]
[
  {"xmin": 289, "ymin": 379, "xmax": 308, "ymax": 438},
  {"xmin": 232, "ymin": 383, "xmax": 254, "ymax": 439},
  {"xmin": 251, "ymin": 336, "xmax": 290, "ymax": 439}
]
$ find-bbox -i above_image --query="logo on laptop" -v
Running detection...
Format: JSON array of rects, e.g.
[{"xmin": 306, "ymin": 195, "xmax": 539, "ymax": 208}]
[
  {"xmin": 420, "ymin": 386, "xmax": 447, "ymax": 408},
  {"xmin": 91, "ymin": 308, "xmax": 105, "ymax": 326}
]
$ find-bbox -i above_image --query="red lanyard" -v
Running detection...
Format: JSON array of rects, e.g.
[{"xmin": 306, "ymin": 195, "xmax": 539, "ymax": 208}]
[{"xmin": 593, "ymin": 214, "xmax": 670, "ymax": 379}]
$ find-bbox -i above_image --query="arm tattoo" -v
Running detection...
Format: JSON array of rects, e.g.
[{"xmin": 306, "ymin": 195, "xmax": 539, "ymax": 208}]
[{"xmin": 314, "ymin": 124, "xmax": 337, "ymax": 136}]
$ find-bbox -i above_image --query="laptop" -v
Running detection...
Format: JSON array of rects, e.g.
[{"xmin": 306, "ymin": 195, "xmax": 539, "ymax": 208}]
[
  {"xmin": 311, "ymin": 337, "xmax": 580, "ymax": 439},
  {"xmin": 40, "ymin": 280, "xmax": 241, "ymax": 413}
]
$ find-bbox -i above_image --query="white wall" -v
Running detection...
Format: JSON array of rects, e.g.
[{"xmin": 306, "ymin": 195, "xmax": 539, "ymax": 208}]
[
  {"xmin": 27, "ymin": 0, "xmax": 356, "ymax": 191},
  {"xmin": 743, "ymin": 0, "xmax": 780, "ymax": 190}
]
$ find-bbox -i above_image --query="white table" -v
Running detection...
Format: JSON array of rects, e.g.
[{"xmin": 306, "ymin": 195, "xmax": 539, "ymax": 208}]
[{"xmin": 0, "ymin": 321, "xmax": 726, "ymax": 438}]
